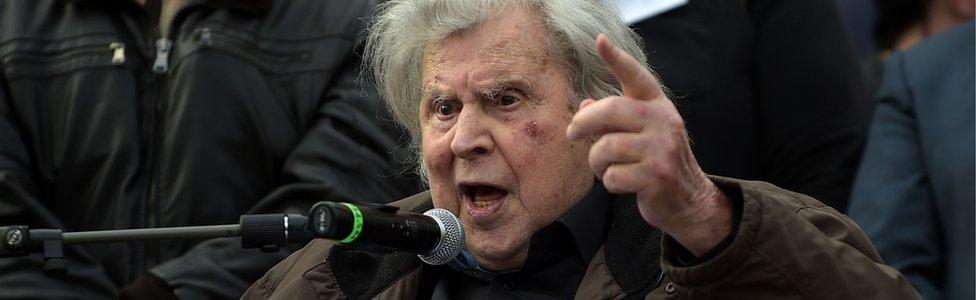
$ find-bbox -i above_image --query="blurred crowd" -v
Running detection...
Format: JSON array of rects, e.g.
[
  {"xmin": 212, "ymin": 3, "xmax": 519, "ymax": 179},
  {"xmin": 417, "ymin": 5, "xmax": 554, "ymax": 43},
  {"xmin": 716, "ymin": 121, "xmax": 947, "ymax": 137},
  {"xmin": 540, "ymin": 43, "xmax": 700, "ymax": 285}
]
[
  {"xmin": 632, "ymin": 1, "xmax": 973, "ymax": 298},
  {"xmin": 0, "ymin": 0, "xmax": 972, "ymax": 299}
]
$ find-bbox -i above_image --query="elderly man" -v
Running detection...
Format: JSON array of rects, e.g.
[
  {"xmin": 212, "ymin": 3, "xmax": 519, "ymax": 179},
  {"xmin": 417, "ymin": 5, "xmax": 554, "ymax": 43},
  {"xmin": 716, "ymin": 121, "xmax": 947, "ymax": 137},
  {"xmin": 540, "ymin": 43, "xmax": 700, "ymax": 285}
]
[{"xmin": 243, "ymin": 0, "xmax": 921, "ymax": 298}]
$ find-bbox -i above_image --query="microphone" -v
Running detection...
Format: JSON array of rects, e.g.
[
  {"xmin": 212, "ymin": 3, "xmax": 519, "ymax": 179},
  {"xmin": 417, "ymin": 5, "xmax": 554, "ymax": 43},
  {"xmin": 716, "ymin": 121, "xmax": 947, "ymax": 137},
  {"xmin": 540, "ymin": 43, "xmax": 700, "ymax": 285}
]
[{"xmin": 308, "ymin": 201, "xmax": 465, "ymax": 265}]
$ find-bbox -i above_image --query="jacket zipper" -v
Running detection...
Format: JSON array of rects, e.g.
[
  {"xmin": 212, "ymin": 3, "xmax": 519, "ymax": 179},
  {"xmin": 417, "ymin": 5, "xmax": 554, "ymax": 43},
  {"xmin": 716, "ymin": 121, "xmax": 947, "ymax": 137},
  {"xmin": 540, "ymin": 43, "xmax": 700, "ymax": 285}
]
[
  {"xmin": 110, "ymin": 42, "xmax": 126, "ymax": 65},
  {"xmin": 152, "ymin": 38, "xmax": 172, "ymax": 73},
  {"xmin": 144, "ymin": 43, "xmax": 171, "ymax": 269},
  {"xmin": 143, "ymin": 0, "xmax": 175, "ymax": 269}
]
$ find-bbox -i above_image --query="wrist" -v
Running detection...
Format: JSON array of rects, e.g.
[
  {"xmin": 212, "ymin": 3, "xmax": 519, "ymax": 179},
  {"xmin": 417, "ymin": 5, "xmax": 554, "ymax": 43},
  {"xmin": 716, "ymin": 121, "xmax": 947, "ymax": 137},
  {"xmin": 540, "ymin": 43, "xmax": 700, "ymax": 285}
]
[{"xmin": 663, "ymin": 177, "xmax": 733, "ymax": 256}]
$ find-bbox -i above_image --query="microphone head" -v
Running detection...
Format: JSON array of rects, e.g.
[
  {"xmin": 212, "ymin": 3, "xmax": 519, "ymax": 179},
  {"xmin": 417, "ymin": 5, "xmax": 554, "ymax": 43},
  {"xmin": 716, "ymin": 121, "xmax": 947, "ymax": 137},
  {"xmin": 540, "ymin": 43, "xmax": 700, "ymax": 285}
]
[{"xmin": 418, "ymin": 208, "xmax": 465, "ymax": 265}]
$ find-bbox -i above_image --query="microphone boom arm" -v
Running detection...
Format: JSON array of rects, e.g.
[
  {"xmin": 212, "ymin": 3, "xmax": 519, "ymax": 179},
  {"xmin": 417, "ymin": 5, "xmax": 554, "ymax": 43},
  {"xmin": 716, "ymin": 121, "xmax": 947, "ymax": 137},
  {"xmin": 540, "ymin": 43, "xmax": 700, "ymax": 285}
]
[
  {"xmin": 0, "ymin": 213, "xmax": 311, "ymax": 276},
  {"xmin": 62, "ymin": 224, "xmax": 241, "ymax": 244}
]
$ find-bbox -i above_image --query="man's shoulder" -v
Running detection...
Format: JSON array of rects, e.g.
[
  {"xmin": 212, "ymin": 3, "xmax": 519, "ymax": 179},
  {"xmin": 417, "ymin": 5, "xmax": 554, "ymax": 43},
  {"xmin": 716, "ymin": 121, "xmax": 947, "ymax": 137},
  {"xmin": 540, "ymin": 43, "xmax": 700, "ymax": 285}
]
[{"xmin": 242, "ymin": 238, "xmax": 342, "ymax": 299}]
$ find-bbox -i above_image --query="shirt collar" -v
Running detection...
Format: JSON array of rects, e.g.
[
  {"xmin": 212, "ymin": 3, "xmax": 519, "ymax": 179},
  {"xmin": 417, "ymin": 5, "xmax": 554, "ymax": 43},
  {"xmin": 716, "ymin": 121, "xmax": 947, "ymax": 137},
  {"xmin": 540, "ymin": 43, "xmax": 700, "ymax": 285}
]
[{"xmin": 557, "ymin": 180, "xmax": 613, "ymax": 262}]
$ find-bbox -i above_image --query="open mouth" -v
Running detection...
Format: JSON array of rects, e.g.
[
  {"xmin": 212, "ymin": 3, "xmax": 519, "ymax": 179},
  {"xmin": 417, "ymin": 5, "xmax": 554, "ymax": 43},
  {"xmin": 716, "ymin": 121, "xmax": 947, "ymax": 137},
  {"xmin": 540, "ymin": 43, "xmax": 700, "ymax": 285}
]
[{"xmin": 459, "ymin": 183, "xmax": 509, "ymax": 221}]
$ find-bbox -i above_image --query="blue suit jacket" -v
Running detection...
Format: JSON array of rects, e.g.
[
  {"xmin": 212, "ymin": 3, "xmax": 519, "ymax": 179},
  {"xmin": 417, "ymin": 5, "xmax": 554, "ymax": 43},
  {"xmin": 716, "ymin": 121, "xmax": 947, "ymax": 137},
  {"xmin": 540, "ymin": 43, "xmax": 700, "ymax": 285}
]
[{"xmin": 849, "ymin": 23, "xmax": 975, "ymax": 300}]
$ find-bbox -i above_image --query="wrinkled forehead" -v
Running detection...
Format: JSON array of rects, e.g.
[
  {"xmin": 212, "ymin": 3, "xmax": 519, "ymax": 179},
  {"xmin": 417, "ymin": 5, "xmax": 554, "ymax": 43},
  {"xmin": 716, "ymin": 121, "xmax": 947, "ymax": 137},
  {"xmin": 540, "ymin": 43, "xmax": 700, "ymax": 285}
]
[{"xmin": 420, "ymin": 8, "xmax": 555, "ymax": 94}]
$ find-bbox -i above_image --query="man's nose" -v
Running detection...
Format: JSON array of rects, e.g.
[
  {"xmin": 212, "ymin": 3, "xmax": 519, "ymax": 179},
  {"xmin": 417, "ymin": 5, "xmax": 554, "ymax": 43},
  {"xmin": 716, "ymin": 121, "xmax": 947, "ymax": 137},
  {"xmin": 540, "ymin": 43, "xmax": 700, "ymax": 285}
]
[{"xmin": 450, "ymin": 107, "xmax": 494, "ymax": 160}]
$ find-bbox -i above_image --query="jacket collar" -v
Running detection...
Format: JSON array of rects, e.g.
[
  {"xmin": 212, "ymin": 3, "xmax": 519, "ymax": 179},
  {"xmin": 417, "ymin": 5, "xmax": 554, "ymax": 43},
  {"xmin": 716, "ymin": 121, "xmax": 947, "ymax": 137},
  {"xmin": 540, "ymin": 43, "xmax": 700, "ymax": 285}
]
[{"xmin": 604, "ymin": 194, "xmax": 663, "ymax": 298}]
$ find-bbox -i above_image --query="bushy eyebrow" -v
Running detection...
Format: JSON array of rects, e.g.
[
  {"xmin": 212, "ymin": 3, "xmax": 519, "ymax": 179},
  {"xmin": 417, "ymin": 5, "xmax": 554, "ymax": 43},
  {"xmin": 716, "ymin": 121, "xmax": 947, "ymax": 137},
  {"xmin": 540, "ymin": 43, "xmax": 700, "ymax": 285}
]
[
  {"xmin": 421, "ymin": 77, "xmax": 535, "ymax": 105},
  {"xmin": 421, "ymin": 85, "xmax": 453, "ymax": 105},
  {"xmin": 476, "ymin": 79, "xmax": 535, "ymax": 102}
]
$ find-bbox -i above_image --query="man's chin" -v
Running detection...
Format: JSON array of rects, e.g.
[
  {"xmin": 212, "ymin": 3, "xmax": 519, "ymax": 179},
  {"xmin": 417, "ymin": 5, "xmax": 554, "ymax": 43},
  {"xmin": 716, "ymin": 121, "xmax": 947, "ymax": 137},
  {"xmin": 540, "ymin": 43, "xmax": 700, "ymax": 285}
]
[{"xmin": 465, "ymin": 235, "xmax": 529, "ymax": 272}]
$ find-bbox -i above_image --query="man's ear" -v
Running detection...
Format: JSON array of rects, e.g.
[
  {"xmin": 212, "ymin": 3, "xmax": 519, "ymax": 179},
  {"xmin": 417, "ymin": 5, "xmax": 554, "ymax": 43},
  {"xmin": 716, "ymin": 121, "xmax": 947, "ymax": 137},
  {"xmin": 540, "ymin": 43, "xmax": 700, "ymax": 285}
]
[{"xmin": 951, "ymin": 0, "xmax": 975, "ymax": 20}]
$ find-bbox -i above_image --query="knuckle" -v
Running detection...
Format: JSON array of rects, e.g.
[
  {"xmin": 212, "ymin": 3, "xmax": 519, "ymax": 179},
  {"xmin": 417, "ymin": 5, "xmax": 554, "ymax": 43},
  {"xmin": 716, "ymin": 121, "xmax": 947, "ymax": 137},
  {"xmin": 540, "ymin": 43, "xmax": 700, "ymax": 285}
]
[
  {"xmin": 665, "ymin": 112, "xmax": 685, "ymax": 130},
  {"xmin": 603, "ymin": 170, "xmax": 624, "ymax": 193},
  {"xmin": 661, "ymin": 139, "xmax": 679, "ymax": 156},
  {"xmin": 649, "ymin": 161, "xmax": 673, "ymax": 182},
  {"xmin": 608, "ymin": 96, "xmax": 624, "ymax": 112},
  {"xmin": 568, "ymin": 112, "xmax": 582, "ymax": 125},
  {"xmin": 604, "ymin": 166, "xmax": 643, "ymax": 193},
  {"xmin": 593, "ymin": 137, "xmax": 611, "ymax": 156},
  {"xmin": 588, "ymin": 147, "xmax": 602, "ymax": 170}
]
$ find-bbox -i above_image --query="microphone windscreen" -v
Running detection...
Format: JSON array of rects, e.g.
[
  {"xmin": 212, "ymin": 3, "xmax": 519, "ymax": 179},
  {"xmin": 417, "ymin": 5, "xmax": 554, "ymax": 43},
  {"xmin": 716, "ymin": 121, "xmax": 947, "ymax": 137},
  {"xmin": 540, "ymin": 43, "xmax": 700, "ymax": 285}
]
[{"xmin": 418, "ymin": 208, "xmax": 465, "ymax": 265}]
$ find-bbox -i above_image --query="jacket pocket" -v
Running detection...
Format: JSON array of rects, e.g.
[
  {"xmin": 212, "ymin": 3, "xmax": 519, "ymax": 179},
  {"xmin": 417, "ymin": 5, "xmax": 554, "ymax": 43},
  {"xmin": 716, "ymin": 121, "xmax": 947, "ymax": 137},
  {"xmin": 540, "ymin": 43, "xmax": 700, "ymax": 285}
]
[
  {"xmin": 177, "ymin": 26, "xmax": 343, "ymax": 75},
  {"xmin": 1, "ymin": 37, "xmax": 128, "ymax": 79}
]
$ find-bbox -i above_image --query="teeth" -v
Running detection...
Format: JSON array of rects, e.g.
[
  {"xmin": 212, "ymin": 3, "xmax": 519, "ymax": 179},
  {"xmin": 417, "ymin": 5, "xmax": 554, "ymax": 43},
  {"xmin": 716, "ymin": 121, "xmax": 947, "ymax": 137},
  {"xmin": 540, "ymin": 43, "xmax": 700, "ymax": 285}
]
[{"xmin": 462, "ymin": 184, "xmax": 509, "ymax": 209}]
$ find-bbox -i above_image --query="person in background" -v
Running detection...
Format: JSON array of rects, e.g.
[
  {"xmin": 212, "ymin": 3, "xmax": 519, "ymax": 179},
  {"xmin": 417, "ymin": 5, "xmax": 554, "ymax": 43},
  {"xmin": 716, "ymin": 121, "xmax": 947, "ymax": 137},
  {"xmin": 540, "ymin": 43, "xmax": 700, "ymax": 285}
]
[
  {"xmin": 630, "ymin": 0, "xmax": 871, "ymax": 212},
  {"xmin": 858, "ymin": 0, "xmax": 975, "ymax": 93},
  {"xmin": 848, "ymin": 0, "xmax": 975, "ymax": 298},
  {"xmin": 0, "ymin": 0, "xmax": 418, "ymax": 298},
  {"xmin": 874, "ymin": 0, "xmax": 974, "ymax": 59}
]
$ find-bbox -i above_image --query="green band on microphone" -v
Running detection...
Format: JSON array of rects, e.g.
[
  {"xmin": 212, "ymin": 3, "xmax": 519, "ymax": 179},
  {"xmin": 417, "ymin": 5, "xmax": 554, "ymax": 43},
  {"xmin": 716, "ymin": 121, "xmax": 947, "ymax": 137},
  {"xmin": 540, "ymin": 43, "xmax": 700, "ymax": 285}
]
[{"xmin": 339, "ymin": 203, "xmax": 363, "ymax": 243}]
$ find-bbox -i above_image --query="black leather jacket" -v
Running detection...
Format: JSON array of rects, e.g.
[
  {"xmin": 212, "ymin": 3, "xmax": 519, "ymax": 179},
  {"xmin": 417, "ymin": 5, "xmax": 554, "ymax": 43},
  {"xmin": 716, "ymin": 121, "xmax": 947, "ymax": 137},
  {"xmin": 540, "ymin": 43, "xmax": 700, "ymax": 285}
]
[{"xmin": 0, "ymin": 0, "xmax": 418, "ymax": 298}]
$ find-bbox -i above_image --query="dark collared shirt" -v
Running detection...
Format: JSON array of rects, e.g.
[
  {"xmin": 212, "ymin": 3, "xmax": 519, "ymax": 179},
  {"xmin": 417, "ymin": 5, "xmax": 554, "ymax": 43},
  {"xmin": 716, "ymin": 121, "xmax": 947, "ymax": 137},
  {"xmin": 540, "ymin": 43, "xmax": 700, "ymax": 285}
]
[{"xmin": 429, "ymin": 183, "xmax": 613, "ymax": 299}]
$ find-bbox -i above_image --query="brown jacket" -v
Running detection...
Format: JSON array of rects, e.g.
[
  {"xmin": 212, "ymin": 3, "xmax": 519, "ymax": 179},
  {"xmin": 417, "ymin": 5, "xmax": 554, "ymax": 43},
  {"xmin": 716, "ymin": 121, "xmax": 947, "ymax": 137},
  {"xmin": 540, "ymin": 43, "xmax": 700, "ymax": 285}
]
[{"xmin": 241, "ymin": 177, "xmax": 921, "ymax": 299}]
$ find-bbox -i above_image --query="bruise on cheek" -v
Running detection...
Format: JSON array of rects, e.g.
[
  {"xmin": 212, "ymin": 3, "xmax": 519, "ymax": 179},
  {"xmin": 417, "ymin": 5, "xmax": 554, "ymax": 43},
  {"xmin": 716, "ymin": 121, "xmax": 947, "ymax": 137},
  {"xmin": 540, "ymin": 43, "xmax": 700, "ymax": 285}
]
[
  {"xmin": 507, "ymin": 120, "xmax": 546, "ymax": 170},
  {"xmin": 524, "ymin": 121, "xmax": 540, "ymax": 139},
  {"xmin": 519, "ymin": 120, "xmax": 555, "ymax": 146}
]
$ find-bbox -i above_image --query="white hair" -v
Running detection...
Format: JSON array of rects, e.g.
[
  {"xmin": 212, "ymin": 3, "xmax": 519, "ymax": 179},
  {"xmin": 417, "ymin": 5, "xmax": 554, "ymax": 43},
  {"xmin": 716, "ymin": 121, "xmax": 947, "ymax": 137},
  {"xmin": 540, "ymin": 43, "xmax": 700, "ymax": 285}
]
[{"xmin": 364, "ymin": 0, "xmax": 651, "ymax": 181}]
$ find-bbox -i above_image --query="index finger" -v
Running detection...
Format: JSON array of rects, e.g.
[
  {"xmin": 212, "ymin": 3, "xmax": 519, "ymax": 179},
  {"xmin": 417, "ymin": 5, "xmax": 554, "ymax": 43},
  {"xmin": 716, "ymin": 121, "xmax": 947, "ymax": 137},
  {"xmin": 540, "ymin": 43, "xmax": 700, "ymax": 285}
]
[{"xmin": 595, "ymin": 34, "xmax": 662, "ymax": 101}]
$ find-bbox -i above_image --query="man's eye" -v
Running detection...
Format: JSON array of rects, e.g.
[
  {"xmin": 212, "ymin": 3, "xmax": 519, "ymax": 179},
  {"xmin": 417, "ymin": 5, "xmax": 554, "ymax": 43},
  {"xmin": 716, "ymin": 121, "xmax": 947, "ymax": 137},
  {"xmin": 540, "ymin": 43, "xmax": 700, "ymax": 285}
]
[
  {"xmin": 498, "ymin": 94, "xmax": 519, "ymax": 107},
  {"xmin": 437, "ymin": 101, "xmax": 457, "ymax": 116}
]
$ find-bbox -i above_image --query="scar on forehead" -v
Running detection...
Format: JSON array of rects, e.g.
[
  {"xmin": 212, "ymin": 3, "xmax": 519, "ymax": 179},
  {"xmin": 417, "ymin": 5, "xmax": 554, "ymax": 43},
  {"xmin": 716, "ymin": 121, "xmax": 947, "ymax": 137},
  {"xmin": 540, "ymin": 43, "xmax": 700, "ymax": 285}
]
[{"xmin": 420, "ymin": 75, "xmax": 452, "ymax": 100}]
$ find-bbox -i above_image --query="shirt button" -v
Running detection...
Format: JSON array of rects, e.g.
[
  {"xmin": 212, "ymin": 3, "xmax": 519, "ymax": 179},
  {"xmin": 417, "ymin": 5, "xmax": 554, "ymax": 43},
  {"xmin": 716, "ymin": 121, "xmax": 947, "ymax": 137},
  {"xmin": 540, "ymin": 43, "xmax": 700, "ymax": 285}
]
[{"xmin": 665, "ymin": 282, "xmax": 676, "ymax": 294}]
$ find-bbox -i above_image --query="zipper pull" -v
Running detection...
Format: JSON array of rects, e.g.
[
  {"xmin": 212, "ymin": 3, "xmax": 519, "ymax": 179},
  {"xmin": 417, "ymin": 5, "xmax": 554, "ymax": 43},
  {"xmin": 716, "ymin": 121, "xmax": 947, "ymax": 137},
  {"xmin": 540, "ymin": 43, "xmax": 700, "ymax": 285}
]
[
  {"xmin": 110, "ymin": 42, "xmax": 125, "ymax": 65},
  {"xmin": 196, "ymin": 27, "xmax": 213, "ymax": 46},
  {"xmin": 152, "ymin": 38, "xmax": 173, "ymax": 74}
]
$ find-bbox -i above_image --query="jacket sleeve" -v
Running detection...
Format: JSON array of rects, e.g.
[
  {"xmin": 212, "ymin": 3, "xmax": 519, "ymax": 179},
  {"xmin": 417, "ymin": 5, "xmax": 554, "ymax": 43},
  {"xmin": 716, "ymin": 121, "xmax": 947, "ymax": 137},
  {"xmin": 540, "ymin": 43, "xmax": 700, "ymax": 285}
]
[
  {"xmin": 750, "ymin": 0, "xmax": 872, "ymax": 211},
  {"xmin": 657, "ymin": 177, "xmax": 921, "ymax": 299},
  {"xmin": 0, "ymin": 71, "xmax": 119, "ymax": 298},
  {"xmin": 147, "ymin": 31, "xmax": 420, "ymax": 300},
  {"xmin": 847, "ymin": 53, "xmax": 944, "ymax": 300}
]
